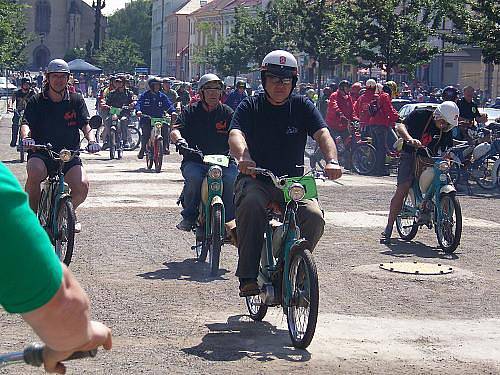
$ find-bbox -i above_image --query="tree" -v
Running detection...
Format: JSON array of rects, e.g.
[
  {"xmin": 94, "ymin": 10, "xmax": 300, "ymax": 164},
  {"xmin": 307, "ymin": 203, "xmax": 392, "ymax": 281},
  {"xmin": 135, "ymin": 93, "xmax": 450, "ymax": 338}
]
[
  {"xmin": 0, "ymin": 1, "xmax": 31, "ymax": 69},
  {"xmin": 94, "ymin": 38, "xmax": 145, "ymax": 72},
  {"xmin": 107, "ymin": 0, "xmax": 152, "ymax": 65},
  {"xmin": 64, "ymin": 47, "xmax": 87, "ymax": 62}
]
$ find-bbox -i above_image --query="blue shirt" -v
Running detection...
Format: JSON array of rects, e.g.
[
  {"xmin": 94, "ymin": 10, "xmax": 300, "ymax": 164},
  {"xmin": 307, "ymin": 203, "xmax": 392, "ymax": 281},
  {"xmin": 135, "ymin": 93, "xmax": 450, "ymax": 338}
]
[
  {"xmin": 136, "ymin": 90, "xmax": 176, "ymax": 117},
  {"xmin": 225, "ymin": 90, "xmax": 247, "ymax": 110}
]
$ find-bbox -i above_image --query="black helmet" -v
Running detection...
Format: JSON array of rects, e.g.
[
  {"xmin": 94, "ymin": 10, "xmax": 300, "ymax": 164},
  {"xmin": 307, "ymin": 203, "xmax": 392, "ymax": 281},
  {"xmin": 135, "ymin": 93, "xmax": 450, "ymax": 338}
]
[
  {"xmin": 442, "ymin": 86, "xmax": 458, "ymax": 102},
  {"xmin": 339, "ymin": 80, "xmax": 351, "ymax": 90},
  {"xmin": 382, "ymin": 84, "xmax": 392, "ymax": 96},
  {"xmin": 236, "ymin": 80, "xmax": 246, "ymax": 88},
  {"xmin": 147, "ymin": 76, "xmax": 162, "ymax": 89},
  {"xmin": 20, "ymin": 77, "xmax": 32, "ymax": 85}
]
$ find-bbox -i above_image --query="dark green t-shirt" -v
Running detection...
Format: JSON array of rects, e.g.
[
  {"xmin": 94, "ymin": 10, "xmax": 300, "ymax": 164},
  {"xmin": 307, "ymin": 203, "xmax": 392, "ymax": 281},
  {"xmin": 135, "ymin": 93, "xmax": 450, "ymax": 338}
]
[{"xmin": 0, "ymin": 162, "xmax": 62, "ymax": 313}]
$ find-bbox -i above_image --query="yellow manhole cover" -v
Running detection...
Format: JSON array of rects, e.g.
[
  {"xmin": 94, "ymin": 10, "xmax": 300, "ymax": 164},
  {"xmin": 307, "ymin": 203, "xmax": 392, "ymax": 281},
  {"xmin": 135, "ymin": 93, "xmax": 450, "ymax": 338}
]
[{"xmin": 379, "ymin": 261, "xmax": 453, "ymax": 275}]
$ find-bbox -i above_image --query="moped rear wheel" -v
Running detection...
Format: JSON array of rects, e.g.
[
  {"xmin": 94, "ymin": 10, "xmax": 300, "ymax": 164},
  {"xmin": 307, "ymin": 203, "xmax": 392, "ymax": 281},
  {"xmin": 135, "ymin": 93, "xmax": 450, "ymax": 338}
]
[
  {"xmin": 285, "ymin": 247, "xmax": 319, "ymax": 349},
  {"xmin": 246, "ymin": 295, "xmax": 268, "ymax": 321},
  {"xmin": 208, "ymin": 205, "xmax": 222, "ymax": 276},
  {"xmin": 396, "ymin": 190, "xmax": 419, "ymax": 241},
  {"xmin": 352, "ymin": 143, "xmax": 376, "ymax": 175},
  {"xmin": 109, "ymin": 129, "xmax": 116, "ymax": 160},
  {"xmin": 475, "ymin": 155, "xmax": 498, "ymax": 190},
  {"xmin": 145, "ymin": 144, "xmax": 153, "ymax": 170},
  {"xmin": 154, "ymin": 138, "xmax": 163, "ymax": 173},
  {"xmin": 55, "ymin": 196, "xmax": 76, "ymax": 266},
  {"xmin": 435, "ymin": 193, "xmax": 462, "ymax": 253}
]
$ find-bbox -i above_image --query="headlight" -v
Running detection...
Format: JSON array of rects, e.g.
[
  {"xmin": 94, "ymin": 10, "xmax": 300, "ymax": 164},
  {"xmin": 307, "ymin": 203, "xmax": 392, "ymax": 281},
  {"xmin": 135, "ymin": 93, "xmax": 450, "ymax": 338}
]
[
  {"xmin": 112, "ymin": 114, "xmax": 118, "ymax": 121},
  {"xmin": 210, "ymin": 182, "xmax": 221, "ymax": 191},
  {"xmin": 155, "ymin": 121, "xmax": 162, "ymax": 128},
  {"xmin": 288, "ymin": 183, "xmax": 305, "ymax": 201},
  {"xmin": 208, "ymin": 166, "xmax": 222, "ymax": 179},
  {"xmin": 438, "ymin": 160, "xmax": 450, "ymax": 172},
  {"xmin": 59, "ymin": 149, "xmax": 72, "ymax": 162}
]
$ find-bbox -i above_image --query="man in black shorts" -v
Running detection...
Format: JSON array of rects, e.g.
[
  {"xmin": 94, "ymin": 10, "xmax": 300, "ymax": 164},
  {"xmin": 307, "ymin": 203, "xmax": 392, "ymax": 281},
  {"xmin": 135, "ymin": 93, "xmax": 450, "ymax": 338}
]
[
  {"xmin": 381, "ymin": 101, "xmax": 459, "ymax": 242},
  {"xmin": 228, "ymin": 50, "xmax": 342, "ymax": 296},
  {"xmin": 21, "ymin": 59, "xmax": 100, "ymax": 232},
  {"xmin": 8, "ymin": 76, "xmax": 36, "ymax": 147}
]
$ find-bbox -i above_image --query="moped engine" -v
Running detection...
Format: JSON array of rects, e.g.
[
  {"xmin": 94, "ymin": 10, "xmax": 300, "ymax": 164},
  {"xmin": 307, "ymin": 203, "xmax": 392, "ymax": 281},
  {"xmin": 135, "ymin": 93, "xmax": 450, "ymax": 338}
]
[{"xmin": 260, "ymin": 282, "xmax": 277, "ymax": 305}]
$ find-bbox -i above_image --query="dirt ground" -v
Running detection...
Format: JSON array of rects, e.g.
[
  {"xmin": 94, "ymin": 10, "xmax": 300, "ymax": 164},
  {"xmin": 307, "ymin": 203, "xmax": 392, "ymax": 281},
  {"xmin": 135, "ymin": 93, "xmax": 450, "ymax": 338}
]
[{"xmin": 0, "ymin": 105, "xmax": 499, "ymax": 374}]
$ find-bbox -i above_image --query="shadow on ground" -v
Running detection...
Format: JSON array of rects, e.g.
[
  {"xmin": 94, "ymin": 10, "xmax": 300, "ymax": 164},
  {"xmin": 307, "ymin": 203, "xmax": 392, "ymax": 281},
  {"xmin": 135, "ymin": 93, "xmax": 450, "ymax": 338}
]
[
  {"xmin": 381, "ymin": 239, "xmax": 459, "ymax": 260},
  {"xmin": 182, "ymin": 314, "xmax": 311, "ymax": 363},
  {"xmin": 137, "ymin": 258, "xmax": 229, "ymax": 283}
]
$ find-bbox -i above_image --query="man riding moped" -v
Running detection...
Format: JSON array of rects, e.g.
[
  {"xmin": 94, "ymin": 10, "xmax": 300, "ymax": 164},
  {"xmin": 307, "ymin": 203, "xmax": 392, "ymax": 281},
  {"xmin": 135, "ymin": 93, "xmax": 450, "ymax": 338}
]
[
  {"xmin": 228, "ymin": 50, "xmax": 342, "ymax": 297},
  {"xmin": 171, "ymin": 74, "xmax": 237, "ymax": 232},
  {"xmin": 8, "ymin": 77, "xmax": 37, "ymax": 147}
]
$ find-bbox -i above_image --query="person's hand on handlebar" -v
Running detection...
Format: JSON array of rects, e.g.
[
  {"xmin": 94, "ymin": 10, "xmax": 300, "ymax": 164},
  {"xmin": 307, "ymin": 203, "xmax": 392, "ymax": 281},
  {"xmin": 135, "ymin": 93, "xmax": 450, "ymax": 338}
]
[
  {"xmin": 87, "ymin": 141, "xmax": 100, "ymax": 154},
  {"xmin": 324, "ymin": 162, "xmax": 342, "ymax": 180},
  {"xmin": 238, "ymin": 158, "xmax": 257, "ymax": 177},
  {"xmin": 43, "ymin": 321, "xmax": 112, "ymax": 374},
  {"xmin": 22, "ymin": 137, "xmax": 35, "ymax": 149},
  {"xmin": 175, "ymin": 138, "xmax": 189, "ymax": 155},
  {"xmin": 407, "ymin": 138, "xmax": 422, "ymax": 148}
]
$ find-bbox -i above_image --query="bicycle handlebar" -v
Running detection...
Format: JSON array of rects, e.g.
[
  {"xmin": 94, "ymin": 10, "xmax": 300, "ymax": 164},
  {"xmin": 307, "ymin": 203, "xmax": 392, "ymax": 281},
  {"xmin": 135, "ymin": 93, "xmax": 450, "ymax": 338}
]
[{"xmin": 247, "ymin": 167, "xmax": 287, "ymax": 189}]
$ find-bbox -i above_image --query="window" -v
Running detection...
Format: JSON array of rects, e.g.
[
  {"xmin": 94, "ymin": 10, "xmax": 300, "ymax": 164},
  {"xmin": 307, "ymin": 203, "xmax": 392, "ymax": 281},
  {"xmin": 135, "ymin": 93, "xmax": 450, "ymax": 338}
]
[{"xmin": 35, "ymin": 0, "xmax": 51, "ymax": 34}]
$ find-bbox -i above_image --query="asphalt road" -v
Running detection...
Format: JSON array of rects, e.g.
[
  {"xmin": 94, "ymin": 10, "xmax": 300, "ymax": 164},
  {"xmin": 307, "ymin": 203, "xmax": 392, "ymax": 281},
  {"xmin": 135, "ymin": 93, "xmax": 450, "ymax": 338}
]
[{"xmin": 0, "ymin": 99, "xmax": 499, "ymax": 374}]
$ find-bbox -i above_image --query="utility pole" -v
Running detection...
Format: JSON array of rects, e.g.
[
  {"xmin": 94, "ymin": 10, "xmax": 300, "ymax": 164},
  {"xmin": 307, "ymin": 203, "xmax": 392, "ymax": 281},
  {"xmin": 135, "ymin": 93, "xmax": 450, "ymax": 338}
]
[{"xmin": 92, "ymin": 0, "xmax": 106, "ymax": 51}]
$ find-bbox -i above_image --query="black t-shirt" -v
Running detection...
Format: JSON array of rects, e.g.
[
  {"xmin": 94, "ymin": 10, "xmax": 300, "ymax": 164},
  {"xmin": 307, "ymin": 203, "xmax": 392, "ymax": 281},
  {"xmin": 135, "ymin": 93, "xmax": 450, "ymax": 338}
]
[
  {"xmin": 402, "ymin": 108, "xmax": 453, "ymax": 156},
  {"xmin": 105, "ymin": 89, "xmax": 134, "ymax": 108},
  {"xmin": 23, "ymin": 92, "xmax": 90, "ymax": 153},
  {"xmin": 229, "ymin": 93, "xmax": 326, "ymax": 177},
  {"xmin": 457, "ymin": 98, "xmax": 480, "ymax": 121},
  {"xmin": 174, "ymin": 101, "xmax": 233, "ymax": 163},
  {"xmin": 13, "ymin": 89, "xmax": 36, "ymax": 111}
]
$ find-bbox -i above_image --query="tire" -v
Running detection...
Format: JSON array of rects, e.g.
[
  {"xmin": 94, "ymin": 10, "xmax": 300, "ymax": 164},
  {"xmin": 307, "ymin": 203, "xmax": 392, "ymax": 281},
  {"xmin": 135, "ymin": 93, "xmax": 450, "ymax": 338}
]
[
  {"xmin": 285, "ymin": 247, "xmax": 319, "ymax": 349},
  {"xmin": 352, "ymin": 144, "xmax": 376, "ymax": 175},
  {"xmin": 154, "ymin": 138, "xmax": 164, "ymax": 173},
  {"xmin": 208, "ymin": 204, "xmax": 222, "ymax": 277},
  {"xmin": 246, "ymin": 294, "xmax": 268, "ymax": 321},
  {"xmin": 125, "ymin": 127, "xmax": 140, "ymax": 151},
  {"xmin": 146, "ymin": 144, "xmax": 153, "ymax": 170},
  {"xmin": 435, "ymin": 193, "xmax": 462, "ymax": 253},
  {"xmin": 109, "ymin": 129, "xmax": 116, "ymax": 160},
  {"xmin": 475, "ymin": 155, "xmax": 498, "ymax": 190},
  {"xmin": 55, "ymin": 197, "xmax": 76, "ymax": 266},
  {"xmin": 194, "ymin": 225, "xmax": 207, "ymax": 262},
  {"xmin": 396, "ymin": 190, "xmax": 419, "ymax": 241}
]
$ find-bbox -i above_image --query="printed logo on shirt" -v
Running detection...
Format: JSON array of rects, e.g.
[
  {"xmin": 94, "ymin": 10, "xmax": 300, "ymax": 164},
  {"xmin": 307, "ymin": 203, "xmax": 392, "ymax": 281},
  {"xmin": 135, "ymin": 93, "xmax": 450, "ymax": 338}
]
[
  {"xmin": 215, "ymin": 121, "xmax": 227, "ymax": 133},
  {"xmin": 472, "ymin": 107, "xmax": 476, "ymax": 113},
  {"xmin": 285, "ymin": 126, "xmax": 299, "ymax": 135},
  {"xmin": 64, "ymin": 110, "xmax": 78, "ymax": 127}
]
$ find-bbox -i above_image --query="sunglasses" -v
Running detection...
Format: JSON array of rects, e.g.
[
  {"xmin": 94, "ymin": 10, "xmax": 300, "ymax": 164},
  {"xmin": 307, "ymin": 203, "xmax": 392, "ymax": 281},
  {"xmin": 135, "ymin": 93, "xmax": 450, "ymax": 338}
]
[{"xmin": 266, "ymin": 74, "xmax": 292, "ymax": 85}]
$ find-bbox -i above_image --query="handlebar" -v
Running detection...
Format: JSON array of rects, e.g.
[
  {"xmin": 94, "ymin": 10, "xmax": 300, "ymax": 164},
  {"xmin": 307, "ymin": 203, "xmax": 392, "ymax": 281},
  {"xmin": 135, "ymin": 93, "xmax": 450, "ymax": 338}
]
[
  {"xmin": 247, "ymin": 167, "xmax": 287, "ymax": 189},
  {"xmin": 0, "ymin": 343, "xmax": 97, "ymax": 368},
  {"xmin": 31, "ymin": 144, "xmax": 81, "ymax": 160},
  {"xmin": 177, "ymin": 143, "xmax": 203, "ymax": 158}
]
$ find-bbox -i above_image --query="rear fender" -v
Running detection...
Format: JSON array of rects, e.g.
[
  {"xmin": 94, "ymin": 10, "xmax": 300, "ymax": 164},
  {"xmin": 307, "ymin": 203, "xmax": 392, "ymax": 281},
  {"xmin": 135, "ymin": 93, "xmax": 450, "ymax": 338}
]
[{"xmin": 440, "ymin": 185, "xmax": 456, "ymax": 194}]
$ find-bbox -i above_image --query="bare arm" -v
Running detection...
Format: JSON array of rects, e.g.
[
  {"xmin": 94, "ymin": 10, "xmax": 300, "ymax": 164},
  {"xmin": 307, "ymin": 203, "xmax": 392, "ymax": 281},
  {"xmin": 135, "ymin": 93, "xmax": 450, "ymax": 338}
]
[
  {"xmin": 81, "ymin": 124, "xmax": 96, "ymax": 143},
  {"xmin": 396, "ymin": 123, "xmax": 421, "ymax": 147},
  {"xmin": 170, "ymin": 128, "xmax": 183, "ymax": 144},
  {"xmin": 228, "ymin": 129, "xmax": 255, "ymax": 175}
]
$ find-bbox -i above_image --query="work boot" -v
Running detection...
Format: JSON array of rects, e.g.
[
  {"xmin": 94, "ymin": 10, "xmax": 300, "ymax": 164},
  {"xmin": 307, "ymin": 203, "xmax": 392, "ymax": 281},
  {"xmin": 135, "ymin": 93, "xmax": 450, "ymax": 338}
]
[
  {"xmin": 137, "ymin": 148, "xmax": 145, "ymax": 159},
  {"xmin": 176, "ymin": 218, "xmax": 194, "ymax": 232},
  {"xmin": 239, "ymin": 278, "xmax": 260, "ymax": 297}
]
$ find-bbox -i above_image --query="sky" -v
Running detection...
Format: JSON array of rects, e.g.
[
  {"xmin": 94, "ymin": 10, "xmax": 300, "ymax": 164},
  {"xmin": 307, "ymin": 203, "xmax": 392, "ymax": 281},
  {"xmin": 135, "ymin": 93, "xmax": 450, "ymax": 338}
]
[{"xmin": 82, "ymin": 0, "xmax": 132, "ymax": 16}]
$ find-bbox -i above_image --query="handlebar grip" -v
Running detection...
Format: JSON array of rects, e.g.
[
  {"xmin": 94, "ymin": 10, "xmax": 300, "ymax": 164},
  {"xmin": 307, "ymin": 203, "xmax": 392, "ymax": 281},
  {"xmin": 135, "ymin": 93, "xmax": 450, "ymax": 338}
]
[{"xmin": 23, "ymin": 343, "xmax": 97, "ymax": 367}]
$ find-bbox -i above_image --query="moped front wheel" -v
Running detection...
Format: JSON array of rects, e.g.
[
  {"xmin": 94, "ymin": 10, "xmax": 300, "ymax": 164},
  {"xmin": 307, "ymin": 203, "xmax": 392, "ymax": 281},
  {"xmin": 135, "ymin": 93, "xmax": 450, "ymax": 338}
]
[
  {"xmin": 55, "ymin": 196, "xmax": 76, "ymax": 266},
  {"xmin": 154, "ymin": 138, "xmax": 163, "ymax": 173},
  {"xmin": 396, "ymin": 190, "xmax": 419, "ymax": 241},
  {"xmin": 145, "ymin": 144, "xmax": 153, "ymax": 170},
  {"xmin": 109, "ymin": 129, "xmax": 116, "ymax": 160},
  {"xmin": 246, "ymin": 294, "xmax": 268, "ymax": 321},
  {"xmin": 285, "ymin": 247, "xmax": 319, "ymax": 349},
  {"xmin": 435, "ymin": 193, "xmax": 462, "ymax": 253},
  {"xmin": 208, "ymin": 205, "xmax": 222, "ymax": 277},
  {"xmin": 352, "ymin": 143, "xmax": 376, "ymax": 175}
]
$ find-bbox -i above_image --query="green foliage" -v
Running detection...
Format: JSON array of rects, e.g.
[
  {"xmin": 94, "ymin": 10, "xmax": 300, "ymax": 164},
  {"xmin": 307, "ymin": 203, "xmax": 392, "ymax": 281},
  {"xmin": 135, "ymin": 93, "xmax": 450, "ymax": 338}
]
[
  {"xmin": 64, "ymin": 47, "xmax": 87, "ymax": 62},
  {"xmin": 94, "ymin": 38, "xmax": 145, "ymax": 72},
  {"xmin": 107, "ymin": 0, "xmax": 152, "ymax": 65},
  {"xmin": 0, "ymin": 1, "xmax": 31, "ymax": 68}
]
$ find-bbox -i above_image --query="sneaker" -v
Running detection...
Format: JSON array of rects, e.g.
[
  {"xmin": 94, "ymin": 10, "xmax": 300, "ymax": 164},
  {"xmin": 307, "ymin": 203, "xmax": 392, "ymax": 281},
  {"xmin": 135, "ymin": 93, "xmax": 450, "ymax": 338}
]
[
  {"xmin": 176, "ymin": 218, "xmax": 195, "ymax": 232},
  {"xmin": 9, "ymin": 140, "xmax": 17, "ymax": 147},
  {"xmin": 74, "ymin": 221, "xmax": 82, "ymax": 233},
  {"xmin": 380, "ymin": 230, "xmax": 391, "ymax": 244},
  {"xmin": 239, "ymin": 278, "xmax": 260, "ymax": 297},
  {"xmin": 137, "ymin": 148, "xmax": 145, "ymax": 159}
]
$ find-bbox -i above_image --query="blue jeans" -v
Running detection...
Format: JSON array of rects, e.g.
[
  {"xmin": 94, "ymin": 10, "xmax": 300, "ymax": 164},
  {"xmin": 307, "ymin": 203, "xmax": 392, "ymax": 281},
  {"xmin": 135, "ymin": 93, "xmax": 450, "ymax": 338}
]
[{"xmin": 180, "ymin": 161, "xmax": 238, "ymax": 223}]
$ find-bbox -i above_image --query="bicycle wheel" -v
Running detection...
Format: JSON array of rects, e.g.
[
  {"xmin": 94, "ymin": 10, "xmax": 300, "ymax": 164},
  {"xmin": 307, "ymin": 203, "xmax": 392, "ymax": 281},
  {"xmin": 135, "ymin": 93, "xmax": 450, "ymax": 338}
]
[
  {"xmin": 208, "ymin": 204, "xmax": 222, "ymax": 276},
  {"xmin": 352, "ymin": 144, "xmax": 376, "ymax": 175},
  {"xmin": 246, "ymin": 294, "xmax": 268, "ymax": 321},
  {"xmin": 146, "ymin": 144, "xmax": 153, "ymax": 170},
  {"xmin": 475, "ymin": 155, "xmax": 498, "ymax": 190},
  {"xmin": 125, "ymin": 127, "xmax": 140, "ymax": 151},
  {"xmin": 109, "ymin": 129, "xmax": 116, "ymax": 160},
  {"xmin": 435, "ymin": 193, "xmax": 462, "ymax": 253},
  {"xmin": 396, "ymin": 190, "xmax": 419, "ymax": 241},
  {"xmin": 55, "ymin": 196, "xmax": 76, "ymax": 266},
  {"xmin": 154, "ymin": 138, "xmax": 164, "ymax": 173},
  {"xmin": 285, "ymin": 247, "xmax": 319, "ymax": 349}
]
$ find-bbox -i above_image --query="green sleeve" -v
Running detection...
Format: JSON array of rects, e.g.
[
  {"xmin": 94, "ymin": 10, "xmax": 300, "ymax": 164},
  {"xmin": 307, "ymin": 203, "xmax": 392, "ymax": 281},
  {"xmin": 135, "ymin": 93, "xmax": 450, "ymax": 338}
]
[{"xmin": 0, "ymin": 162, "xmax": 63, "ymax": 314}]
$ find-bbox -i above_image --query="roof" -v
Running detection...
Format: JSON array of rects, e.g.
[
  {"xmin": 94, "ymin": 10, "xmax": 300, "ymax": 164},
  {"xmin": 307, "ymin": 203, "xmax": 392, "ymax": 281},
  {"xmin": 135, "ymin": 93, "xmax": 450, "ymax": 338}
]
[
  {"xmin": 222, "ymin": 0, "xmax": 261, "ymax": 11},
  {"xmin": 189, "ymin": 0, "xmax": 234, "ymax": 17},
  {"xmin": 175, "ymin": 0, "xmax": 204, "ymax": 15}
]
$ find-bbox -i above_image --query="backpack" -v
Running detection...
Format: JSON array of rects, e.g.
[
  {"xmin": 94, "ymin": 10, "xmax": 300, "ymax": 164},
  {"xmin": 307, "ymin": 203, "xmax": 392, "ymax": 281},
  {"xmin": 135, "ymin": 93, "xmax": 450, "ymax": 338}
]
[{"xmin": 368, "ymin": 94, "xmax": 380, "ymax": 117}]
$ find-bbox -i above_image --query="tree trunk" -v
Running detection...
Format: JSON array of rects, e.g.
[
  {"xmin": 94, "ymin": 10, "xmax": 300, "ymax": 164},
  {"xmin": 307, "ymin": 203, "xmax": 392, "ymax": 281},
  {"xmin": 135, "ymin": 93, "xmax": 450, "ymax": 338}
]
[{"xmin": 316, "ymin": 55, "xmax": 322, "ymax": 100}]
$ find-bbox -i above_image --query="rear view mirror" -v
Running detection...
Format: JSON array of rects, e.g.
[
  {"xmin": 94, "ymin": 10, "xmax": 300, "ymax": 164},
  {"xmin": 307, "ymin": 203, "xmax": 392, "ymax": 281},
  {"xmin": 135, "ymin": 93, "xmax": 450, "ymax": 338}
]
[{"xmin": 89, "ymin": 115, "xmax": 102, "ymax": 129}]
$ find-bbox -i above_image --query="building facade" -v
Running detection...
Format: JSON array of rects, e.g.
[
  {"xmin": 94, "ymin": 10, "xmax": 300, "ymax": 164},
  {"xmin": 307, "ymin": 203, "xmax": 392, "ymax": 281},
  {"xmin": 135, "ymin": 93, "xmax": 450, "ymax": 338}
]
[{"xmin": 19, "ymin": 0, "xmax": 106, "ymax": 70}]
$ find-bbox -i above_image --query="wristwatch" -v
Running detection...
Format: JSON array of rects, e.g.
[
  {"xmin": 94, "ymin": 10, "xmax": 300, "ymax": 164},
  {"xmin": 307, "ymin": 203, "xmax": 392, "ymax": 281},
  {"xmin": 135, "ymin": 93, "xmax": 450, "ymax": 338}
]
[{"xmin": 327, "ymin": 159, "xmax": 339, "ymax": 166}]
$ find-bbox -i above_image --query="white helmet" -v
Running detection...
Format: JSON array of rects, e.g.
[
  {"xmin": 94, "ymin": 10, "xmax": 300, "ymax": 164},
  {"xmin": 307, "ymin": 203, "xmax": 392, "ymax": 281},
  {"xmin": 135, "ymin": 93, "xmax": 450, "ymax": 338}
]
[
  {"xmin": 365, "ymin": 79, "xmax": 377, "ymax": 88},
  {"xmin": 434, "ymin": 101, "xmax": 459, "ymax": 131},
  {"xmin": 47, "ymin": 59, "xmax": 70, "ymax": 74},
  {"xmin": 261, "ymin": 50, "xmax": 298, "ymax": 78},
  {"xmin": 198, "ymin": 73, "xmax": 222, "ymax": 90}
]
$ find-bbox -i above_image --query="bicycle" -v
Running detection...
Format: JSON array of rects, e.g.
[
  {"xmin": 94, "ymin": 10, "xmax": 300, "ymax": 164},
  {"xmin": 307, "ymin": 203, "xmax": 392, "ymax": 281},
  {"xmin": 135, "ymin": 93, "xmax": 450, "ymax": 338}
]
[
  {"xmin": 0, "ymin": 343, "xmax": 96, "ymax": 369},
  {"xmin": 108, "ymin": 106, "xmax": 131, "ymax": 160},
  {"xmin": 244, "ymin": 167, "xmax": 320, "ymax": 349},
  {"xmin": 146, "ymin": 114, "xmax": 170, "ymax": 173},
  {"xmin": 35, "ymin": 144, "xmax": 79, "ymax": 265}
]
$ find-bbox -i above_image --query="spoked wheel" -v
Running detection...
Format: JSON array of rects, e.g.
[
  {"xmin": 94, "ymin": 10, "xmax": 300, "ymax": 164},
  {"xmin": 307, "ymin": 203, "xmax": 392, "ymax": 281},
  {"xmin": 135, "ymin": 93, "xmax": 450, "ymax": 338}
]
[
  {"xmin": 109, "ymin": 129, "xmax": 116, "ymax": 160},
  {"xmin": 208, "ymin": 205, "xmax": 222, "ymax": 276},
  {"xmin": 125, "ymin": 127, "xmax": 140, "ymax": 151},
  {"xmin": 154, "ymin": 138, "xmax": 164, "ymax": 173},
  {"xmin": 475, "ymin": 155, "xmax": 498, "ymax": 190},
  {"xmin": 246, "ymin": 294, "xmax": 268, "ymax": 321},
  {"xmin": 352, "ymin": 144, "xmax": 376, "ymax": 175},
  {"xmin": 285, "ymin": 247, "xmax": 319, "ymax": 349},
  {"xmin": 396, "ymin": 190, "xmax": 419, "ymax": 241},
  {"xmin": 55, "ymin": 197, "xmax": 76, "ymax": 266},
  {"xmin": 145, "ymin": 144, "xmax": 153, "ymax": 170},
  {"xmin": 435, "ymin": 193, "xmax": 462, "ymax": 253},
  {"xmin": 194, "ymin": 225, "xmax": 207, "ymax": 262}
]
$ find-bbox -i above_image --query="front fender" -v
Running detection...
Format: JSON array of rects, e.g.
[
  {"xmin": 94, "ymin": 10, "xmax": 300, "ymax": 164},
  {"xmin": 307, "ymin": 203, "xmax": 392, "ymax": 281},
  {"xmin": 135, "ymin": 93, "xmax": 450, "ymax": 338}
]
[
  {"xmin": 210, "ymin": 195, "xmax": 223, "ymax": 207},
  {"xmin": 440, "ymin": 184, "xmax": 456, "ymax": 194}
]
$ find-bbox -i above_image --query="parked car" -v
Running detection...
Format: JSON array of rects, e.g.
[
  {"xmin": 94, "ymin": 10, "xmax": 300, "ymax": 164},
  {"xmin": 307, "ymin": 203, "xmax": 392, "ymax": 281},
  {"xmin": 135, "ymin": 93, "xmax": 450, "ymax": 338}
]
[
  {"xmin": 479, "ymin": 107, "xmax": 500, "ymax": 126},
  {"xmin": 392, "ymin": 99, "xmax": 413, "ymax": 111},
  {"xmin": 398, "ymin": 102, "xmax": 439, "ymax": 120},
  {"xmin": 0, "ymin": 77, "xmax": 17, "ymax": 98}
]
